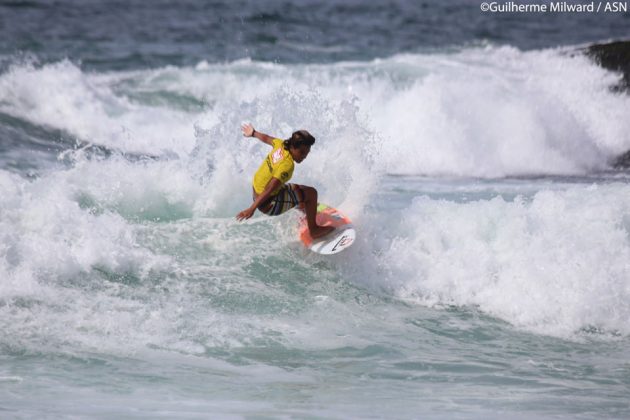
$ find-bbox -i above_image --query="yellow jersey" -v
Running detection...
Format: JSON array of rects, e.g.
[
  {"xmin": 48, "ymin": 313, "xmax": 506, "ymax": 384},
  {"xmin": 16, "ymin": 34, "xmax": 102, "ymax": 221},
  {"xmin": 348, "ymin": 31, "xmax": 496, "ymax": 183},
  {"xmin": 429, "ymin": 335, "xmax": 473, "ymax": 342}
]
[{"xmin": 252, "ymin": 138, "xmax": 295, "ymax": 195}]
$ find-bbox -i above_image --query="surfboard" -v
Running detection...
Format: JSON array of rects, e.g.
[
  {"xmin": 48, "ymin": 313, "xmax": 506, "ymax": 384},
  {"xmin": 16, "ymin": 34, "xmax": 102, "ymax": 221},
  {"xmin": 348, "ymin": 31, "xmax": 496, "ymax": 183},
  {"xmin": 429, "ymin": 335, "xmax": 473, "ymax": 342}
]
[{"xmin": 299, "ymin": 203, "xmax": 356, "ymax": 255}]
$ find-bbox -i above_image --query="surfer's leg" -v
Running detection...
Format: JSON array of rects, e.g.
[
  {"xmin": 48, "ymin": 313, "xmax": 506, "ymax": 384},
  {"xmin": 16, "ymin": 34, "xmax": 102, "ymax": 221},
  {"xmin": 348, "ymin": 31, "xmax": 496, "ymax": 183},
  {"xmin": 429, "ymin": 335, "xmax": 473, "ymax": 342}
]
[
  {"xmin": 298, "ymin": 185, "xmax": 335, "ymax": 239},
  {"xmin": 295, "ymin": 185, "xmax": 306, "ymax": 212}
]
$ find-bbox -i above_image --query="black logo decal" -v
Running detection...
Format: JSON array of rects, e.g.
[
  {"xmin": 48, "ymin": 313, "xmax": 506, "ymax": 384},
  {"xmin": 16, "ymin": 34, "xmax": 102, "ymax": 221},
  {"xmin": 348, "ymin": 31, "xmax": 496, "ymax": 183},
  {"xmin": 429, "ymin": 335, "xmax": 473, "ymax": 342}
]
[{"xmin": 332, "ymin": 235, "xmax": 352, "ymax": 252}]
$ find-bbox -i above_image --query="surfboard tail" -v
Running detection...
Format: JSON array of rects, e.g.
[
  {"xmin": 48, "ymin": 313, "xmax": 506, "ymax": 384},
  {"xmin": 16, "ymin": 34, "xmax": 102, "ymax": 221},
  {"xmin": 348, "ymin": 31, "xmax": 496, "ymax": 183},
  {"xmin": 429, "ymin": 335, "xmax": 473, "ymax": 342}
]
[{"xmin": 299, "ymin": 203, "xmax": 355, "ymax": 254}]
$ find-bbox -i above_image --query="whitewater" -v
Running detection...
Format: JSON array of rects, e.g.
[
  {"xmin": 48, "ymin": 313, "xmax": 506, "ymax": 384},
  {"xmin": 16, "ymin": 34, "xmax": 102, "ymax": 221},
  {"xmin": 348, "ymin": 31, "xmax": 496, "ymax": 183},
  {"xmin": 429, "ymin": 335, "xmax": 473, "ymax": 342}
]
[{"xmin": 2, "ymin": 44, "xmax": 630, "ymax": 418}]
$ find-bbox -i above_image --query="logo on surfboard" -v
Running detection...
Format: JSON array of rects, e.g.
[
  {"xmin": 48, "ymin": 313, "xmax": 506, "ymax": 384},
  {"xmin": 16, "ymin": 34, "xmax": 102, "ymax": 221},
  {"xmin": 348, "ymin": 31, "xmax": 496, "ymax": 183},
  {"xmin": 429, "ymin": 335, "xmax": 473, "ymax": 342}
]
[
  {"xmin": 331, "ymin": 234, "xmax": 354, "ymax": 252},
  {"xmin": 299, "ymin": 203, "xmax": 356, "ymax": 255}
]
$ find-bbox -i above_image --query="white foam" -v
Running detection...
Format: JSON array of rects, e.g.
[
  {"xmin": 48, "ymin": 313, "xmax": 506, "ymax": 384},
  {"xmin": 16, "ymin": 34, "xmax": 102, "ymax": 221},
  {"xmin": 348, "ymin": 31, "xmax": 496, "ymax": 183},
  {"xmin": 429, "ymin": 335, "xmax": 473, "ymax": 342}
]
[
  {"xmin": 2, "ymin": 46, "xmax": 628, "ymax": 178},
  {"xmin": 0, "ymin": 60, "xmax": 196, "ymax": 155},
  {"xmin": 0, "ymin": 155, "xmax": 357, "ymax": 355},
  {"xmin": 369, "ymin": 183, "xmax": 630, "ymax": 338},
  {"xmin": 1, "ymin": 45, "xmax": 630, "ymax": 348},
  {"xmin": 0, "ymin": 168, "xmax": 167, "ymax": 296},
  {"xmin": 365, "ymin": 47, "xmax": 630, "ymax": 177}
]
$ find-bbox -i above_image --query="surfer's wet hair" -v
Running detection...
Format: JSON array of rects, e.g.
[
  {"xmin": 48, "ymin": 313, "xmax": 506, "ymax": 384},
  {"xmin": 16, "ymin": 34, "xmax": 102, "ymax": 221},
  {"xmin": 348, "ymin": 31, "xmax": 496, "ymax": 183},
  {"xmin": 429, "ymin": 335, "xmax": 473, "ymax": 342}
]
[{"xmin": 284, "ymin": 130, "xmax": 315, "ymax": 150}]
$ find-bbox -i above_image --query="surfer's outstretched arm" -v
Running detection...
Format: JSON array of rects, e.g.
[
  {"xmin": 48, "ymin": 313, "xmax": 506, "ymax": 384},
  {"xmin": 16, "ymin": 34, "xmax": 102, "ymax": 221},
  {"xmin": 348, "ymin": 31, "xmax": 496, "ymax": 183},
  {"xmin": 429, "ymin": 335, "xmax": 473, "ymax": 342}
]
[{"xmin": 242, "ymin": 123, "xmax": 274, "ymax": 146}]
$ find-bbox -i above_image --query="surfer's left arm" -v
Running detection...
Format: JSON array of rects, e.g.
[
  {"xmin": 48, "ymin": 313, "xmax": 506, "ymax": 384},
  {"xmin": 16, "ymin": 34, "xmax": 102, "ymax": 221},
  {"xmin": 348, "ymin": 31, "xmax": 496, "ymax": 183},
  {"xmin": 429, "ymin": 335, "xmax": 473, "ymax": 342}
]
[
  {"xmin": 236, "ymin": 178, "xmax": 282, "ymax": 221},
  {"xmin": 242, "ymin": 123, "xmax": 274, "ymax": 146}
]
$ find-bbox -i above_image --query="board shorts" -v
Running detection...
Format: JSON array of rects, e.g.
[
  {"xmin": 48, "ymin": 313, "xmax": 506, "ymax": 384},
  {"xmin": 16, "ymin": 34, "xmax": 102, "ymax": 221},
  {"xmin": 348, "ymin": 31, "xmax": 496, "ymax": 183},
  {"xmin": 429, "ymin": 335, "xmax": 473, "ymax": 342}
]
[{"xmin": 255, "ymin": 183, "xmax": 303, "ymax": 216}]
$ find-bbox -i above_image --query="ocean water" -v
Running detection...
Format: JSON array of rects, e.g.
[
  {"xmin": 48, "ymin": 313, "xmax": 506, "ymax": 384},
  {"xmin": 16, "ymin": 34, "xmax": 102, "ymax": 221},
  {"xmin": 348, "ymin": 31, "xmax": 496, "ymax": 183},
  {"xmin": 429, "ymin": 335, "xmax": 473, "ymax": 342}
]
[{"xmin": 2, "ymin": 1, "xmax": 630, "ymax": 418}]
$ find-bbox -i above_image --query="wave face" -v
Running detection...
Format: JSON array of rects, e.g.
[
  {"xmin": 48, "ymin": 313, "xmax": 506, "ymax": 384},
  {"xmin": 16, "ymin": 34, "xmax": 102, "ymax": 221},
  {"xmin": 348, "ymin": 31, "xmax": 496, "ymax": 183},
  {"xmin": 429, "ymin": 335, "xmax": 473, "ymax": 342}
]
[
  {"xmin": 364, "ymin": 181, "xmax": 630, "ymax": 338},
  {"xmin": 1, "ymin": 46, "xmax": 630, "ymax": 336},
  {"xmin": 1, "ymin": 46, "xmax": 629, "ymax": 179},
  {"xmin": 2, "ymin": 45, "xmax": 630, "ymax": 418}
]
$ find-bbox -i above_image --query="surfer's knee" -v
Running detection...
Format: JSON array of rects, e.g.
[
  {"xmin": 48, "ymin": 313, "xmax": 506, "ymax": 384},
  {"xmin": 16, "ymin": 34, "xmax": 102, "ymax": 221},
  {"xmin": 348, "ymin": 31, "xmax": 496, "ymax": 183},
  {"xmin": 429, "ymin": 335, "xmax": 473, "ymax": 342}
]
[{"xmin": 301, "ymin": 185, "xmax": 317, "ymax": 202}]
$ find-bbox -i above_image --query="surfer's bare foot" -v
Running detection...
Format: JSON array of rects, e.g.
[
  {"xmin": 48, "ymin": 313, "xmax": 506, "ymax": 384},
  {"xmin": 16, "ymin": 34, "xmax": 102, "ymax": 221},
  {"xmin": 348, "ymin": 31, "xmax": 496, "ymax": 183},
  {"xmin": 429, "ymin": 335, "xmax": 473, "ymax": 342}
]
[{"xmin": 310, "ymin": 225, "xmax": 335, "ymax": 239}]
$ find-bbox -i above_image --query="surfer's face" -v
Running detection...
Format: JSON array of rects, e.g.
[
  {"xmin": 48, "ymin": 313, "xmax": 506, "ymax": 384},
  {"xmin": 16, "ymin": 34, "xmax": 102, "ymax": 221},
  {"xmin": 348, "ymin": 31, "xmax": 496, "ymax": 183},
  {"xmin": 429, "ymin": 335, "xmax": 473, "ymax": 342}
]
[{"xmin": 291, "ymin": 145, "xmax": 311, "ymax": 163}]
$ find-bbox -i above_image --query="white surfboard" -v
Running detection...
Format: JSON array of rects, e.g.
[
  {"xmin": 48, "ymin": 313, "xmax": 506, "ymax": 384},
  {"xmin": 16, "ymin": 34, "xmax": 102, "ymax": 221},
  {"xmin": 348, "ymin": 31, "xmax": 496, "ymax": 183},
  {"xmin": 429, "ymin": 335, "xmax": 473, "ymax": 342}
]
[{"xmin": 298, "ymin": 203, "xmax": 356, "ymax": 255}]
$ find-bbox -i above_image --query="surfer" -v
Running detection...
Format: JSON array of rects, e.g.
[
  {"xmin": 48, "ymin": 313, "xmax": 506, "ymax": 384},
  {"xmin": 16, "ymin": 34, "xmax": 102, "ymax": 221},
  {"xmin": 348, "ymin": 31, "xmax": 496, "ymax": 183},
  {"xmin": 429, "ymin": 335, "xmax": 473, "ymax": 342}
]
[{"xmin": 236, "ymin": 123, "xmax": 335, "ymax": 239}]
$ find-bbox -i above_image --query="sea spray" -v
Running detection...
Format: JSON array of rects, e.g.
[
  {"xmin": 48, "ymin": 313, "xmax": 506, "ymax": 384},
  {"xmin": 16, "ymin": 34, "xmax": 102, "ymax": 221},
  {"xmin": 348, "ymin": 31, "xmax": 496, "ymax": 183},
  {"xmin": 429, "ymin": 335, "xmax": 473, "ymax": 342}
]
[
  {"xmin": 2, "ymin": 46, "xmax": 628, "ymax": 178},
  {"xmin": 358, "ymin": 183, "xmax": 630, "ymax": 338}
]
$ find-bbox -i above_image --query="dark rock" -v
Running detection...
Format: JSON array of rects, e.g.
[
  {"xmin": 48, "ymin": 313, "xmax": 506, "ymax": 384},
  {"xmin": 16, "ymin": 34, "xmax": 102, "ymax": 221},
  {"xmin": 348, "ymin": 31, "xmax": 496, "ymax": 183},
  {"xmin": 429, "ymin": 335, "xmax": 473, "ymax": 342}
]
[
  {"xmin": 582, "ymin": 40, "xmax": 630, "ymax": 169},
  {"xmin": 612, "ymin": 149, "xmax": 630, "ymax": 169},
  {"xmin": 584, "ymin": 40, "xmax": 630, "ymax": 92}
]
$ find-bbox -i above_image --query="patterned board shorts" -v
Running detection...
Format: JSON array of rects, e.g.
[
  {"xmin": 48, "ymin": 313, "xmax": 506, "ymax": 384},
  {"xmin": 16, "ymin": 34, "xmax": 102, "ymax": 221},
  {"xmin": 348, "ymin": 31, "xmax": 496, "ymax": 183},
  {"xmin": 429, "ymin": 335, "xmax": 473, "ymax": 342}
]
[{"xmin": 255, "ymin": 183, "xmax": 303, "ymax": 216}]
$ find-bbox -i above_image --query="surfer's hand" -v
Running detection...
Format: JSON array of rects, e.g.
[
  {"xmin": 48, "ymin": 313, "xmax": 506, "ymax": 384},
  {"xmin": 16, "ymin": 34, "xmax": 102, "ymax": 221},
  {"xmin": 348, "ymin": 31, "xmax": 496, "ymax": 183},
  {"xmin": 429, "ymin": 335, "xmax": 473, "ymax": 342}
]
[
  {"xmin": 236, "ymin": 206, "xmax": 255, "ymax": 221},
  {"xmin": 241, "ymin": 123, "xmax": 255, "ymax": 137}
]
